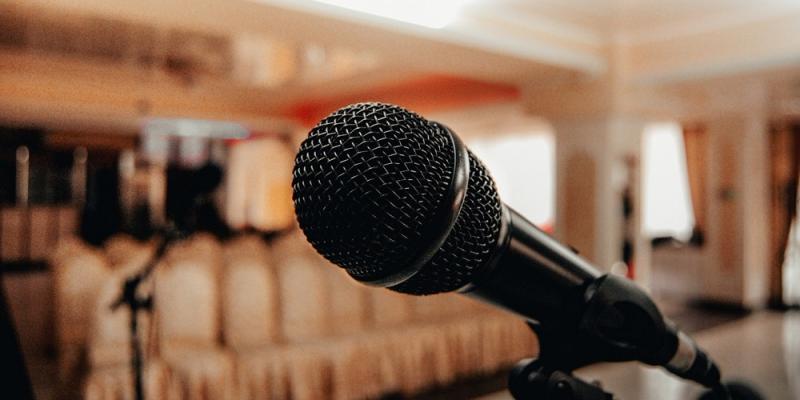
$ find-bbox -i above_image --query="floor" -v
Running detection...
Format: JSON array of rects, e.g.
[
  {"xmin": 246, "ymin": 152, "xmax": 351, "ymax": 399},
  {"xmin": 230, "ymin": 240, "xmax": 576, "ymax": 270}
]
[
  {"xmin": 408, "ymin": 299, "xmax": 749, "ymax": 400},
  {"xmin": 478, "ymin": 311, "xmax": 800, "ymax": 400},
  {"xmin": 658, "ymin": 299, "xmax": 750, "ymax": 333}
]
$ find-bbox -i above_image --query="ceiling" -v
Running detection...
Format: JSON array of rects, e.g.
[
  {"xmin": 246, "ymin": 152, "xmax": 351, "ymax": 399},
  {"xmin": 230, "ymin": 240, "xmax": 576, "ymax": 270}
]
[
  {"xmin": 488, "ymin": 0, "xmax": 800, "ymax": 39},
  {"xmin": 16, "ymin": 0, "xmax": 800, "ymax": 83},
  {"xmin": 4, "ymin": 0, "xmax": 800, "ymax": 131},
  {"xmin": 257, "ymin": 0, "xmax": 800, "ymax": 83}
]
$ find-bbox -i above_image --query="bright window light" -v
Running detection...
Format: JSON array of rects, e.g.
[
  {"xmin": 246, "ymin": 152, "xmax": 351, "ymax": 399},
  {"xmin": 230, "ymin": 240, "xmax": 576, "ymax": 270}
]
[
  {"xmin": 469, "ymin": 133, "xmax": 555, "ymax": 231},
  {"xmin": 642, "ymin": 123, "xmax": 695, "ymax": 240},
  {"xmin": 313, "ymin": 0, "xmax": 471, "ymax": 28},
  {"xmin": 783, "ymin": 220, "xmax": 800, "ymax": 304}
]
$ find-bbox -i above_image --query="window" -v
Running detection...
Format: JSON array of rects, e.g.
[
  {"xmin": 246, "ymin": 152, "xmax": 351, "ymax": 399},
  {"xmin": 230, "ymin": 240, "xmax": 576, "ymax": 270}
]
[
  {"xmin": 641, "ymin": 123, "xmax": 695, "ymax": 240},
  {"xmin": 469, "ymin": 132, "xmax": 555, "ymax": 231},
  {"xmin": 783, "ymin": 220, "xmax": 800, "ymax": 305}
]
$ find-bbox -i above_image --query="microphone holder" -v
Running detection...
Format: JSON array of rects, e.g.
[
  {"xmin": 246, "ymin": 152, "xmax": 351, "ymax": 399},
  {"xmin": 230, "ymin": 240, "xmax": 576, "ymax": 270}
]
[
  {"xmin": 110, "ymin": 227, "xmax": 183, "ymax": 400},
  {"xmin": 508, "ymin": 324, "xmax": 613, "ymax": 400},
  {"xmin": 509, "ymin": 361, "xmax": 611, "ymax": 400},
  {"xmin": 507, "ymin": 274, "xmax": 730, "ymax": 400}
]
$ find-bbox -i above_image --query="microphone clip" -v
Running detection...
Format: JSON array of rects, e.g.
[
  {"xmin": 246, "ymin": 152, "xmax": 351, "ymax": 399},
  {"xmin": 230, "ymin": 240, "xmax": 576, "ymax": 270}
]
[
  {"xmin": 509, "ymin": 357, "xmax": 612, "ymax": 400},
  {"xmin": 508, "ymin": 274, "xmax": 722, "ymax": 399}
]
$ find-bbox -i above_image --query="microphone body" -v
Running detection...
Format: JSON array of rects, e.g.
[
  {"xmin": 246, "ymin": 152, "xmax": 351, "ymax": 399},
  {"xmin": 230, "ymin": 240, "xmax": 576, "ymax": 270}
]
[
  {"xmin": 463, "ymin": 207, "xmax": 598, "ymax": 327},
  {"xmin": 292, "ymin": 102, "xmax": 721, "ymax": 389},
  {"xmin": 464, "ymin": 206, "xmax": 719, "ymax": 386}
]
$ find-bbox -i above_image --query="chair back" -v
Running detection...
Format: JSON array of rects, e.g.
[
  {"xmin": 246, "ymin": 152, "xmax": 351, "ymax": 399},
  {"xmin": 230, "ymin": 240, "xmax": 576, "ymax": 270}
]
[
  {"xmin": 156, "ymin": 248, "xmax": 220, "ymax": 349},
  {"xmin": 88, "ymin": 271, "xmax": 154, "ymax": 367},
  {"xmin": 274, "ymin": 233, "xmax": 330, "ymax": 342},
  {"xmin": 222, "ymin": 236, "xmax": 280, "ymax": 349},
  {"xmin": 53, "ymin": 242, "xmax": 110, "ymax": 347}
]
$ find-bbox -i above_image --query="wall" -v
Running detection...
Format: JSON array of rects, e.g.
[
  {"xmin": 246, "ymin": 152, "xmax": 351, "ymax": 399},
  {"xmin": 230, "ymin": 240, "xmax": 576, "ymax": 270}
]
[{"xmin": 652, "ymin": 112, "xmax": 771, "ymax": 307}]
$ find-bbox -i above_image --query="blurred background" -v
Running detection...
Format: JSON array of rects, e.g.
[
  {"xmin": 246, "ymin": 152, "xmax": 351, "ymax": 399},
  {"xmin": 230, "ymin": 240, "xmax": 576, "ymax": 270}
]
[{"xmin": 0, "ymin": 0, "xmax": 799, "ymax": 399}]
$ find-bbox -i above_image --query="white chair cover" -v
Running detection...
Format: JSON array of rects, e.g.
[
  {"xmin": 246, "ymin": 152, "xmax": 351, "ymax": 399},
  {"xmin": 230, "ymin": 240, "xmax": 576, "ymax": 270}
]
[
  {"xmin": 222, "ymin": 235, "xmax": 280, "ymax": 349},
  {"xmin": 273, "ymin": 233, "xmax": 330, "ymax": 342},
  {"xmin": 52, "ymin": 239, "xmax": 110, "ymax": 383},
  {"xmin": 369, "ymin": 290, "xmax": 414, "ymax": 328},
  {"xmin": 322, "ymin": 265, "xmax": 369, "ymax": 337},
  {"xmin": 280, "ymin": 343, "xmax": 333, "ymax": 400},
  {"xmin": 224, "ymin": 138, "xmax": 294, "ymax": 232},
  {"xmin": 88, "ymin": 272, "xmax": 154, "ymax": 368},
  {"xmin": 326, "ymin": 335, "xmax": 387, "ymax": 400},
  {"xmin": 224, "ymin": 235, "xmax": 269, "ymax": 260},
  {"xmin": 105, "ymin": 234, "xmax": 155, "ymax": 271},
  {"xmin": 155, "ymin": 236, "xmax": 236, "ymax": 400},
  {"xmin": 234, "ymin": 347, "xmax": 289, "ymax": 400},
  {"xmin": 84, "ymin": 361, "xmax": 172, "ymax": 400},
  {"xmin": 156, "ymin": 258, "xmax": 219, "ymax": 347}
]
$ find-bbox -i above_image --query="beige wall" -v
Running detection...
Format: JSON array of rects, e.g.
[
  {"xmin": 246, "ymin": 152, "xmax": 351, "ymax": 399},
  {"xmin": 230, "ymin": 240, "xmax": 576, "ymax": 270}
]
[
  {"xmin": 702, "ymin": 114, "xmax": 771, "ymax": 306},
  {"xmin": 552, "ymin": 116, "xmax": 651, "ymax": 285},
  {"xmin": 651, "ymin": 112, "xmax": 771, "ymax": 307},
  {"xmin": 527, "ymin": 72, "xmax": 775, "ymax": 307}
]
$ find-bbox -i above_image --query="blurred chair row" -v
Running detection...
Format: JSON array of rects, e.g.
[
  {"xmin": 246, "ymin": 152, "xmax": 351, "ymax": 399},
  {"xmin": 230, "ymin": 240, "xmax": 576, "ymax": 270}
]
[
  {"xmin": 52, "ymin": 232, "xmax": 537, "ymax": 400},
  {"xmin": 1, "ymin": 206, "xmax": 78, "ymax": 263}
]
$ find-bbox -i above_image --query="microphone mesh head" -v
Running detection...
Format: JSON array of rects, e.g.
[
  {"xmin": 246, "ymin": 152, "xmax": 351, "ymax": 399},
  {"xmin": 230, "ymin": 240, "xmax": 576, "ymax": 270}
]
[
  {"xmin": 391, "ymin": 151, "xmax": 503, "ymax": 295},
  {"xmin": 292, "ymin": 102, "xmax": 502, "ymax": 294}
]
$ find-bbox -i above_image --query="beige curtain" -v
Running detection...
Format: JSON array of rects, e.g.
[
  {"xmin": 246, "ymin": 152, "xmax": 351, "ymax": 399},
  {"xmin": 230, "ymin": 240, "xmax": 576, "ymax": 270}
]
[
  {"xmin": 682, "ymin": 123, "xmax": 708, "ymax": 243},
  {"xmin": 769, "ymin": 121, "xmax": 800, "ymax": 307},
  {"xmin": 224, "ymin": 137, "xmax": 295, "ymax": 232}
]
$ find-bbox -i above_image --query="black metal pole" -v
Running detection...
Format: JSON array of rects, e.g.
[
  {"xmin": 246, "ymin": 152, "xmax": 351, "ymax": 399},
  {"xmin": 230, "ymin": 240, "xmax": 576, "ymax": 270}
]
[
  {"xmin": 112, "ymin": 231, "xmax": 176, "ymax": 400},
  {"xmin": 130, "ymin": 292, "xmax": 145, "ymax": 400}
]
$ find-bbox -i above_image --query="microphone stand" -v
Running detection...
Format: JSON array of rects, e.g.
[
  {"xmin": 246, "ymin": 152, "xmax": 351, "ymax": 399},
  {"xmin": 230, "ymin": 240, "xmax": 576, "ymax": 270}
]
[
  {"xmin": 507, "ymin": 274, "xmax": 733, "ymax": 400},
  {"xmin": 507, "ymin": 316, "xmax": 616, "ymax": 399},
  {"xmin": 110, "ymin": 228, "xmax": 183, "ymax": 400},
  {"xmin": 509, "ymin": 350, "xmax": 732, "ymax": 400}
]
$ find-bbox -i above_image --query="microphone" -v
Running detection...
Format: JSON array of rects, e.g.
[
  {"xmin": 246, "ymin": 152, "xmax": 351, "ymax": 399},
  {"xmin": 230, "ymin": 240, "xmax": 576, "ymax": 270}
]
[{"xmin": 292, "ymin": 102, "xmax": 721, "ymax": 388}]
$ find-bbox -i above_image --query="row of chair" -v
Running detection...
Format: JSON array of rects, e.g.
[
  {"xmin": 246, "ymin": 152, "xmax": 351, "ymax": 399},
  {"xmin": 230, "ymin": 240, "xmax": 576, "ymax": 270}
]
[{"xmin": 52, "ymin": 232, "xmax": 538, "ymax": 400}]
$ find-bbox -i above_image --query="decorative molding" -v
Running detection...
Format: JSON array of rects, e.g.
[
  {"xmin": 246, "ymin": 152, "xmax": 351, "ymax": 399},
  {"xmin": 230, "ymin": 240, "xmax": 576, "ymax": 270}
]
[
  {"xmin": 465, "ymin": 6, "xmax": 605, "ymax": 48},
  {"xmin": 614, "ymin": 4, "xmax": 800, "ymax": 45},
  {"xmin": 259, "ymin": 0, "xmax": 607, "ymax": 75}
]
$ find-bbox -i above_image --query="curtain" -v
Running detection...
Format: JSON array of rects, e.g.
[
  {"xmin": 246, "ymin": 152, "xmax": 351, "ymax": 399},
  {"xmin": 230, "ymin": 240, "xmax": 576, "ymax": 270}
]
[
  {"xmin": 224, "ymin": 137, "xmax": 295, "ymax": 232},
  {"xmin": 682, "ymin": 123, "xmax": 708, "ymax": 244},
  {"xmin": 768, "ymin": 121, "xmax": 800, "ymax": 307}
]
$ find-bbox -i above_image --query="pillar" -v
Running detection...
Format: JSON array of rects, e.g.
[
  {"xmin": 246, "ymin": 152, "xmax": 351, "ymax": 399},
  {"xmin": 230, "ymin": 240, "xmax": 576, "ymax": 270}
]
[
  {"xmin": 551, "ymin": 115, "xmax": 650, "ymax": 287},
  {"xmin": 704, "ymin": 112, "xmax": 770, "ymax": 307}
]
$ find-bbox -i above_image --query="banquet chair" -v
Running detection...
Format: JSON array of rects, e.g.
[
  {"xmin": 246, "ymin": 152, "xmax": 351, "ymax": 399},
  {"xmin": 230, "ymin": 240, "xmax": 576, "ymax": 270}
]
[
  {"xmin": 52, "ymin": 238, "xmax": 111, "ymax": 385},
  {"xmin": 83, "ymin": 254, "xmax": 171, "ymax": 400},
  {"xmin": 104, "ymin": 234, "xmax": 156, "ymax": 274},
  {"xmin": 220, "ymin": 235, "xmax": 287, "ymax": 400},
  {"xmin": 156, "ymin": 235, "xmax": 236, "ymax": 400},
  {"xmin": 269, "ymin": 232, "xmax": 387, "ymax": 400}
]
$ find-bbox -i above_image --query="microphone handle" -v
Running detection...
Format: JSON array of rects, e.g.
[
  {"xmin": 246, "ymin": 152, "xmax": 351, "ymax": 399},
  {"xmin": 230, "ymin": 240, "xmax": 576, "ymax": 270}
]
[
  {"xmin": 461, "ymin": 206, "xmax": 722, "ymax": 387},
  {"xmin": 461, "ymin": 206, "xmax": 600, "ymax": 329}
]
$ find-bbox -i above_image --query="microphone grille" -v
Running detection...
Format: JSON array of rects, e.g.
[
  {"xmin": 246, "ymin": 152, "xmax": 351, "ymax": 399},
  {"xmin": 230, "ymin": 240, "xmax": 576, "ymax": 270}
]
[
  {"xmin": 292, "ymin": 103, "xmax": 455, "ymax": 281},
  {"xmin": 292, "ymin": 102, "xmax": 503, "ymax": 295},
  {"xmin": 390, "ymin": 150, "xmax": 503, "ymax": 295}
]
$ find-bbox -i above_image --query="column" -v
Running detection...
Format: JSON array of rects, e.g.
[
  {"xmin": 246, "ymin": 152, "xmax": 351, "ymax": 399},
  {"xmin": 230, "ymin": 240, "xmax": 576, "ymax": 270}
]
[
  {"xmin": 551, "ymin": 115, "xmax": 650, "ymax": 287},
  {"xmin": 704, "ymin": 112, "xmax": 770, "ymax": 307}
]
